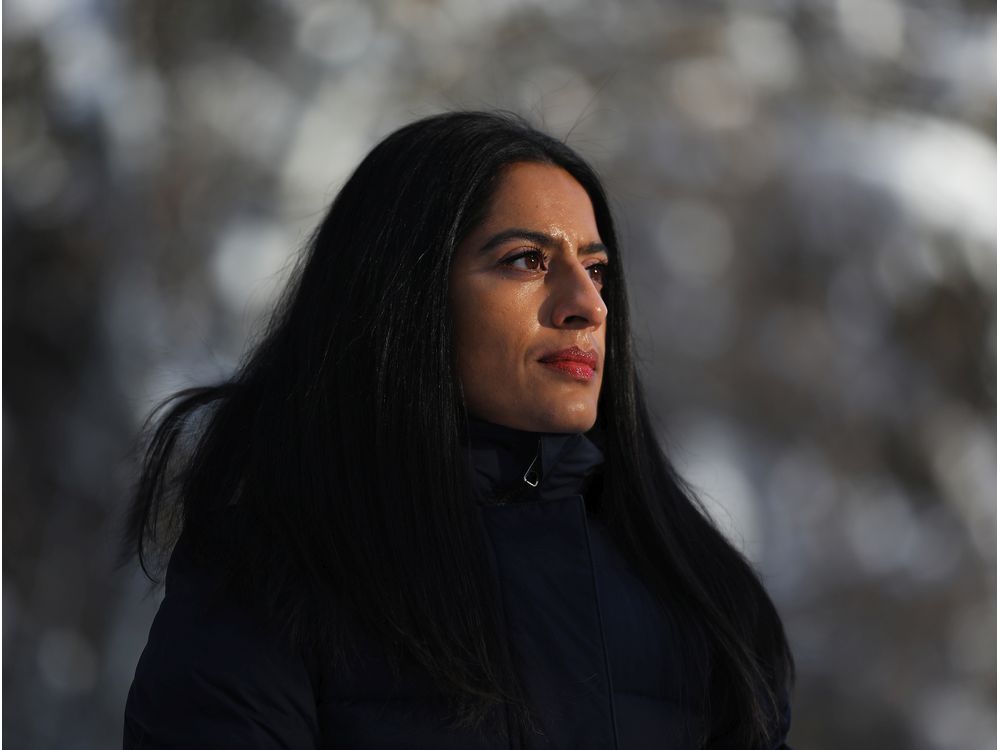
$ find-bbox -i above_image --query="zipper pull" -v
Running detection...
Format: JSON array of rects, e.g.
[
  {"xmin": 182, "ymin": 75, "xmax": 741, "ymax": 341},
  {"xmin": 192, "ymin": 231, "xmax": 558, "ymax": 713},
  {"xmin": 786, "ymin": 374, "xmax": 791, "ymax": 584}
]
[{"xmin": 523, "ymin": 439, "xmax": 541, "ymax": 487}]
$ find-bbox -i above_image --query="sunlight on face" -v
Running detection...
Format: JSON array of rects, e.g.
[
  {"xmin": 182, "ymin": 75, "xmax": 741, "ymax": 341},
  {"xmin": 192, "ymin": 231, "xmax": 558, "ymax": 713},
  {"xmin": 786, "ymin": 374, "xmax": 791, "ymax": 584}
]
[{"xmin": 449, "ymin": 162, "xmax": 608, "ymax": 433}]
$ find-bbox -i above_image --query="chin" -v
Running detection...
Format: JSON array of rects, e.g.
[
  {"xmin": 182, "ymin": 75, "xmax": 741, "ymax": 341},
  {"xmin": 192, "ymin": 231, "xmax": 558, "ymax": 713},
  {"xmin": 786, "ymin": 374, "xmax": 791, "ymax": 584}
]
[
  {"xmin": 468, "ymin": 394, "xmax": 599, "ymax": 434},
  {"xmin": 533, "ymin": 404, "xmax": 598, "ymax": 434}
]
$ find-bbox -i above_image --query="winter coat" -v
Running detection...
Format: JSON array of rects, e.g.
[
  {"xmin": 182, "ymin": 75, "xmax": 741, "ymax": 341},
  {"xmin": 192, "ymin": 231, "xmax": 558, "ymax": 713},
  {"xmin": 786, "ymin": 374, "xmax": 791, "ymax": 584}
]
[{"xmin": 124, "ymin": 423, "xmax": 792, "ymax": 749}]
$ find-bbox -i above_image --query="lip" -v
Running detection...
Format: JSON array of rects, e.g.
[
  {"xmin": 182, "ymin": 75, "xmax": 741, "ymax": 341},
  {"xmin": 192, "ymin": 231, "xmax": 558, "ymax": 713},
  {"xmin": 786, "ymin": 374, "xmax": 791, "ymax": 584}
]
[{"xmin": 538, "ymin": 347, "xmax": 599, "ymax": 381}]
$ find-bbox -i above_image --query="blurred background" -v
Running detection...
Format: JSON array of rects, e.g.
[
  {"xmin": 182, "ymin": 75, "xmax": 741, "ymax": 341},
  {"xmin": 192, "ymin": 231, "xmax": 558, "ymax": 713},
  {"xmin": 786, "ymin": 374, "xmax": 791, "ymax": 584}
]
[{"xmin": 3, "ymin": 0, "xmax": 996, "ymax": 747}]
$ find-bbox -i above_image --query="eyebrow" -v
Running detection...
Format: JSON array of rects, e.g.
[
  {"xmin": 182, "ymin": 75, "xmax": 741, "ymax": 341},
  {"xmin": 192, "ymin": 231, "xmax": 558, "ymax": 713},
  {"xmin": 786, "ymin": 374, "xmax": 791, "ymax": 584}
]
[{"xmin": 478, "ymin": 228, "xmax": 609, "ymax": 257}]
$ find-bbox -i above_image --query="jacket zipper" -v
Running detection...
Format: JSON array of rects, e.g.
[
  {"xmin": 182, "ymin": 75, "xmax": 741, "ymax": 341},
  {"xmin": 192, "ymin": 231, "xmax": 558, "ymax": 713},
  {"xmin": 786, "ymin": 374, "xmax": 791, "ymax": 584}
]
[
  {"xmin": 579, "ymin": 501, "xmax": 622, "ymax": 749},
  {"xmin": 490, "ymin": 438, "xmax": 542, "ymax": 506}
]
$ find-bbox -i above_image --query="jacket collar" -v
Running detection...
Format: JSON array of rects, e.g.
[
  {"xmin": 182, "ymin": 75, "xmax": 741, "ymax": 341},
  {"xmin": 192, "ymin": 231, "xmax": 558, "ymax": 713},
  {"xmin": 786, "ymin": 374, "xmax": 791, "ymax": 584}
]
[{"xmin": 463, "ymin": 418, "xmax": 605, "ymax": 504}]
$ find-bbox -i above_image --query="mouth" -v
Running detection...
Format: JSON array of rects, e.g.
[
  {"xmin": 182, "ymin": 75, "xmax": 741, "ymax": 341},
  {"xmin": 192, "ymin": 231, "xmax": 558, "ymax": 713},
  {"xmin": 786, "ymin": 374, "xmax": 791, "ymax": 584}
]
[{"xmin": 538, "ymin": 347, "xmax": 599, "ymax": 382}]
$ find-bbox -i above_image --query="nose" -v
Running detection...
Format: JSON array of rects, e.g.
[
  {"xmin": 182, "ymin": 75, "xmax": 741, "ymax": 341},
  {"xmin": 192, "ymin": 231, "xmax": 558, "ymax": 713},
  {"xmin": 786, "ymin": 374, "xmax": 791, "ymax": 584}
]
[{"xmin": 550, "ymin": 261, "xmax": 607, "ymax": 330}]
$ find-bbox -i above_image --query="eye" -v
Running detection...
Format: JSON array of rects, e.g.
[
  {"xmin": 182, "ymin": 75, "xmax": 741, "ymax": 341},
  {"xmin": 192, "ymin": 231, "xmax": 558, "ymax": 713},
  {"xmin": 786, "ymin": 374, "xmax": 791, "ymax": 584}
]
[
  {"xmin": 502, "ymin": 249, "xmax": 548, "ymax": 272},
  {"xmin": 586, "ymin": 262, "xmax": 608, "ymax": 287}
]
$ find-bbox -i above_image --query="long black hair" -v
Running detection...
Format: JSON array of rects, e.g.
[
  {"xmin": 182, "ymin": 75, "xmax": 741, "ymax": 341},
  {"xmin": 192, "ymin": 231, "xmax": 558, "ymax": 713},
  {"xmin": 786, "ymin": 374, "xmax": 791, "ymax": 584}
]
[{"xmin": 126, "ymin": 111, "xmax": 793, "ymax": 746}]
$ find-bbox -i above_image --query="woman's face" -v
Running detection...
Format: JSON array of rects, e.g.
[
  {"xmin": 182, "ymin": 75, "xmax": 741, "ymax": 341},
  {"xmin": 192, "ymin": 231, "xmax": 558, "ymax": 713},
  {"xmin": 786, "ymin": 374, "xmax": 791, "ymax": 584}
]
[{"xmin": 450, "ymin": 162, "xmax": 608, "ymax": 433}]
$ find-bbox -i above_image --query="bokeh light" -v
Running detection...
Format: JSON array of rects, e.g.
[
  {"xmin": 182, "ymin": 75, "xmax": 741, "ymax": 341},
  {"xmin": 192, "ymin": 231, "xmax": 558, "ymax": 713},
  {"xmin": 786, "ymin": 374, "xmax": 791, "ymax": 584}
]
[{"xmin": 3, "ymin": 1, "xmax": 995, "ymax": 748}]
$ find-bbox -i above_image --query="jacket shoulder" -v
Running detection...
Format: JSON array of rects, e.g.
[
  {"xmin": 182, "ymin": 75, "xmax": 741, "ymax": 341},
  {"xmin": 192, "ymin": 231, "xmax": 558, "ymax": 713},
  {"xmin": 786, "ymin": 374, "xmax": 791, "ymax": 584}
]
[{"xmin": 124, "ymin": 535, "xmax": 320, "ymax": 749}]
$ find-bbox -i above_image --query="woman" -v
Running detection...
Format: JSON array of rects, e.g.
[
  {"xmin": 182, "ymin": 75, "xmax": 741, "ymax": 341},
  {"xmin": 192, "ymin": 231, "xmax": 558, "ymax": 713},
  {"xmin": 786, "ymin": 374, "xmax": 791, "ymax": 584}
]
[{"xmin": 124, "ymin": 111, "xmax": 794, "ymax": 749}]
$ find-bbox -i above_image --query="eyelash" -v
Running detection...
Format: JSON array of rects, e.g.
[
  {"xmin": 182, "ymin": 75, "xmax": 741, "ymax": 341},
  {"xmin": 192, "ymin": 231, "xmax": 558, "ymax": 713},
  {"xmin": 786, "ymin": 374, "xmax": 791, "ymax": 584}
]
[
  {"xmin": 502, "ymin": 248, "xmax": 549, "ymax": 271},
  {"xmin": 501, "ymin": 249, "xmax": 608, "ymax": 287}
]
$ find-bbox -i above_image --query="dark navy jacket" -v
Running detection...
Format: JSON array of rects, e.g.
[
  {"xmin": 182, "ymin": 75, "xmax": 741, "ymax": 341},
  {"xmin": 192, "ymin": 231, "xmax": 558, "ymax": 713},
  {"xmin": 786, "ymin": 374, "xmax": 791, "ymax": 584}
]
[{"xmin": 125, "ymin": 425, "xmax": 792, "ymax": 748}]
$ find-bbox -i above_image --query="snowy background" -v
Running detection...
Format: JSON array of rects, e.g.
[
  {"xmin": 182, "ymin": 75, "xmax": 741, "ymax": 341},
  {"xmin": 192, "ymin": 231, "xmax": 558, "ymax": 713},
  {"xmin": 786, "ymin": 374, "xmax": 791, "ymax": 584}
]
[{"xmin": 3, "ymin": 0, "xmax": 996, "ymax": 747}]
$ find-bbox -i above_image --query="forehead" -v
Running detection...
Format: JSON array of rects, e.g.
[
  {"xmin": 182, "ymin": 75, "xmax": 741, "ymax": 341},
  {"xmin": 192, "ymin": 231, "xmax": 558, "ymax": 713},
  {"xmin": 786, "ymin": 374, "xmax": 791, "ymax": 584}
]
[{"xmin": 478, "ymin": 162, "xmax": 601, "ymax": 237}]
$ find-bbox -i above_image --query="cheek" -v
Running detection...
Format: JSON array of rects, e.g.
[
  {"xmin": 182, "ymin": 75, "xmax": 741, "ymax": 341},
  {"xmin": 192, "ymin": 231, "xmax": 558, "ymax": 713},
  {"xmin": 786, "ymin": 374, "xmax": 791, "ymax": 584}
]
[
  {"xmin": 456, "ymin": 301, "xmax": 502, "ymax": 363},
  {"xmin": 452, "ymin": 288, "xmax": 529, "ymax": 383}
]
